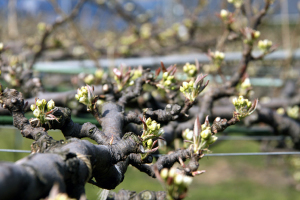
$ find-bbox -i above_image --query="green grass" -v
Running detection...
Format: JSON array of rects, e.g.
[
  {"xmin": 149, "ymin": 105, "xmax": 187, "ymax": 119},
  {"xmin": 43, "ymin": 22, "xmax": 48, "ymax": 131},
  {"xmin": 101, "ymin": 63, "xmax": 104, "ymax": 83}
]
[{"xmin": 1, "ymin": 127, "xmax": 299, "ymax": 200}]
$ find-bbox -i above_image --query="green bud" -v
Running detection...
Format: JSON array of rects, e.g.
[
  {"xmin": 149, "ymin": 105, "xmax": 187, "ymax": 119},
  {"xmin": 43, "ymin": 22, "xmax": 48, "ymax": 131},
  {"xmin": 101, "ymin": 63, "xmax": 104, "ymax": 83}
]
[
  {"xmin": 182, "ymin": 82, "xmax": 189, "ymax": 90},
  {"xmin": 84, "ymin": 74, "xmax": 95, "ymax": 85},
  {"xmin": 163, "ymin": 72, "xmax": 169, "ymax": 79},
  {"xmin": 146, "ymin": 118, "xmax": 152, "ymax": 125},
  {"xmin": 160, "ymin": 168, "xmax": 169, "ymax": 180},
  {"xmin": 232, "ymin": 97, "xmax": 238, "ymax": 106},
  {"xmin": 167, "ymin": 76, "xmax": 174, "ymax": 81},
  {"xmin": 188, "ymin": 80, "xmax": 194, "ymax": 87},
  {"xmin": 189, "ymin": 69, "xmax": 195, "ymax": 76},
  {"xmin": 220, "ymin": 9, "xmax": 229, "ymax": 19},
  {"xmin": 75, "ymin": 94, "xmax": 80, "ymax": 100},
  {"xmin": 81, "ymin": 88, "xmax": 88, "ymax": 95},
  {"xmin": 168, "ymin": 168, "xmax": 176, "ymax": 178},
  {"xmin": 207, "ymin": 135, "xmax": 218, "ymax": 145},
  {"xmin": 79, "ymin": 96, "xmax": 87, "ymax": 104},
  {"xmin": 47, "ymin": 99, "xmax": 55, "ymax": 110},
  {"xmin": 151, "ymin": 122, "xmax": 158, "ymax": 131},
  {"xmin": 186, "ymin": 130, "xmax": 193, "ymax": 140},
  {"xmin": 174, "ymin": 174, "xmax": 183, "ymax": 185},
  {"xmin": 33, "ymin": 109, "xmax": 41, "ymax": 118},
  {"xmin": 183, "ymin": 175, "xmax": 193, "ymax": 186},
  {"xmin": 164, "ymin": 80, "xmax": 172, "ymax": 86},
  {"xmin": 36, "ymin": 99, "xmax": 43, "ymax": 107},
  {"xmin": 95, "ymin": 69, "xmax": 104, "ymax": 79},
  {"xmin": 147, "ymin": 139, "xmax": 153, "ymax": 147},
  {"xmin": 253, "ymin": 31, "xmax": 260, "ymax": 39},
  {"xmin": 183, "ymin": 65, "xmax": 188, "ymax": 72},
  {"xmin": 180, "ymin": 86, "xmax": 184, "ymax": 92},
  {"xmin": 77, "ymin": 90, "xmax": 83, "ymax": 97},
  {"xmin": 30, "ymin": 104, "xmax": 36, "ymax": 111},
  {"xmin": 201, "ymin": 129, "xmax": 211, "ymax": 139},
  {"xmin": 42, "ymin": 99, "xmax": 47, "ymax": 106}
]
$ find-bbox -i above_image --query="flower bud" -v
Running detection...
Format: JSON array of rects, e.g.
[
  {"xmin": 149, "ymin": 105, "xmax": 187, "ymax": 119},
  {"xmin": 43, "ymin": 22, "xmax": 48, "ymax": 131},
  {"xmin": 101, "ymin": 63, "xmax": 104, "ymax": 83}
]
[
  {"xmin": 253, "ymin": 31, "xmax": 260, "ymax": 39},
  {"xmin": 95, "ymin": 69, "xmax": 104, "ymax": 79},
  {"xmin": 183, "ymin": 64, "xmax": 189, "ymax": 72},
  {"xmin": 183, "ymin": 175, "xmax": 193, "ymax": 186},
  {"xmin": 33, "ymin": 109, "xmax": 41, "ymax": 118},
  {"xmin": 238, "ymin": 96, "xmax": 244, "ymax": 105},
  {"xmin": 147, "ymin": 139, "xmax": 153, "ymax": 147},
  {"xmin": 47, "ymin": 99, "xmax": 55, "ymax": 110},
  {"xmin": 174, "ymin": 174, "xmax": 183, "ymax": 185},
  {"xmin": 188, "ymin": 80, "xmax": 194, "ymax": 87},
  {"xmin": 84, "ymin": 74, "xmax": 95, "ymax": 85},
  {"xmin": 189, "ymin": 69, "xmax": 196, "ymax": 76},
  {"xmin": 168, "ymin": 167, "xmax": 176, "ymax": 178},
  {"xmin": 258, "ymin": 40, "xmax": 264, "ymax": 49},
  {"xmin": 163, "ymin": 72, "xmax": 169, "ymax": 79},
  {"xmin": 241, "ymin": 78, "xmax": 251, "ymax": 88},
  {"xmin": 167, "ymin": 76, "xmax": 174, "ymax": 81},
  {"xmin": 42, "ymin": 99, "xmax": 47, "ymax": 106},
  {"xmin": 180, "ymin": 86, "xmax": 184, "ymax": 92},
  {"xmin": 247, "ymin": 101, "xmax": 252, "ymax": 108},
  {"xmin": 79, "ymin": 96, "xmax": 87, "ymax": 104},
  {"xmin": 81, "ymin": 87, "xmax": 88, "ymax": 95},
  {"xmin": 160, "ymin": 168, "xmax": 169, "ymax": 180},
  {"xmin": 207, "ymin": 135, "xmax": 218, "ymax": 145},
  {"xmin": 146, "ymin": 118, "xmax": 152, "ymax": 125},
  {"xmin": 201, "ymin": 129, "xmax": 211, "ymax": 139},
  {"xmin": 220, "ymin": 9, "xmax": 229, "ymax": 19},
  {"xmin": 75, "ymin": 94, "xmax": 80, "ymax": 100},
  {"xmin": 0, "ymin": 43, "xmax": 3, "ymax": 51},
  {"xmin": 30, "ymin": 104, "xmax": 36, "ymax": 111},
  {"xmin": 151, "ymin": 122, "xmax": 158, "ymax": 131},
  {"xmin": 164, "ymin": 80, "xmax": 172, "ymax": 86},
  {"xmin": 232, "ymin": 97, "xmax": 238, "ymax": 106},
  {"xmin": 36, "ymin": 99, "xmax": 43, "ymax": 107},
  {"xmin": 186, "ymin": 130, "xmax": 193, "ymax": 140},
  {"xmin": 182, "ymin": 82, "xmax": 189, "ymax": 89}
]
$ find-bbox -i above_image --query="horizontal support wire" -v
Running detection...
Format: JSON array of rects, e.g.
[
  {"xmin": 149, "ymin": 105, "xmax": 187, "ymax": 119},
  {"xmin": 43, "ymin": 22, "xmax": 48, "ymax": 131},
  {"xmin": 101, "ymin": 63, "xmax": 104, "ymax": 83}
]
[
  {"xmin": 0, "ymin": 149, "xmax": 31, "ymax": 153},
  {"xmin": 1, "ymin": 149, "xmax": 300, "ymax": 157}
]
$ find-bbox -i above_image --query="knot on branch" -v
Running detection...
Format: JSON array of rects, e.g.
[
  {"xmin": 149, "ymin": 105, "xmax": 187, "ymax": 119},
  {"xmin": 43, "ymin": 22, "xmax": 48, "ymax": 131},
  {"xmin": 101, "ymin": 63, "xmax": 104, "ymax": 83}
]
[
  {"xmin": 0, "ymin": 88, "xmax": 25, "ymax": 112},
  {"xmin": 31, "ymin": 135, "xmax": 64, "ymax": 153}
]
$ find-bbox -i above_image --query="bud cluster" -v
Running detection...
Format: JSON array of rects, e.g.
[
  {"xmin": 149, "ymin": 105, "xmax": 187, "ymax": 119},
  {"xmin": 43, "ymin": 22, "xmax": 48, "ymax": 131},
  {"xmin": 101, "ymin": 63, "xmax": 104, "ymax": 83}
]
[
  {"xmin": 142, "ymin": 117, "xmax": 164, "ymax": 139},
  {"xmin": 140, "ymin": 117, "xmax": 164, "ymax": 159},
  {"xmin": 30, "ymin": 99, "xmax": 56, "ymax": 125},
  {"xmin": 84, "ymin": 74, "xmax": 94, "ymax": 85},
  {"xmin": 129, "ymin": 68, "xmax": 143, "ymax": 86},
  {"xmin": 232, "ymin": 96, "xmax": 258, "ymax": 119},
  {"xmin": 75, "ymin": 85, "xmax": 94, "ymax": 111},
  {"xmin": 243, "ymin": 29, "xmax": 260, "ymax": 44},
  {"xmin": 160, "ymin": 167, "xmax": 193, "ymax": 198},
  {"xmin": 183, "ymin": 63, "xmax": 197, "ymax": 77},
  {"xmin": 113, "ymin": 66, "xmax": 142, "ymax": 90},
  {"xmin": 237, "ymin": 77, "xmax": 252, "ymax": 96},
  {"xmin": 160, "ymin": 71, "xmax": 176, "ymax": 90},
  {"xmin": 258, "ymin": 39, "xmax": 272, "ymax": 52},
  {"xmin": 140, "ymin": 23, "xmax": 152, "ymax": 39},
  {"xmin": 227, "ymin": 0, "xmax": 243, "ymax": 8},
  {"xmin": 287, "ymin": 105, "xmax": 299, "ymax": 119},
  {"xmin": 180, "ymin": 74, "xmax": 208, "ymax": 102},
  {"xmin": 182, "ymin": 129, "xmax": 193, "ymax": 141},
  {"xmin": 193, "ymin": 120, "xmax": 218, "ymax": 153},
  {"xmin": 209, "ymin": 51, "xmax": 225, "ymax": 68}
]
